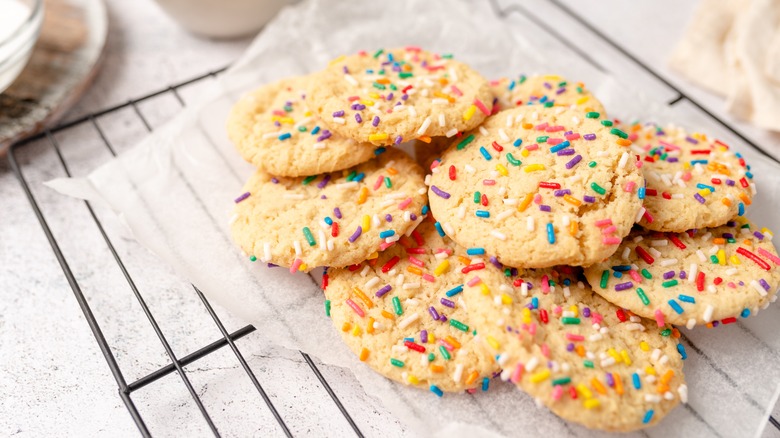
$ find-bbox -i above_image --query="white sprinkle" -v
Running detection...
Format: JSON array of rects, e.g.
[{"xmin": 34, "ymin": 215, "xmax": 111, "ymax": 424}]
[
  {"xmin": 496, "ymin": 209, "xmax": 514, "ymax": 222},
  {"xmin": 479, "ymin": 126, "xmax": 489, "ymax": 136},
  {"xmin": 688, "ymin": 263, "xmax": 698, "ymax": 283},
  {"xmin": 445, "ymin": 128, "xmax": 459, "ymax": 137},
  {"xmin": 262, "ymin": 243, "xmax": 271, "ymax": 262},
  {"xmin": 618, "ymin": 152, "xmax": 629, "ymax": 169},
  {"xmin": 403, "ymin": 283, "xmax": 421, "ymax": 290},
  {"xmin": 443, "ymin": 222, "xmax": 454, "ymax": 236},
  {"xmin": 263, "ymin": 131, "xmax": 282, "ymax": 139},
  {"xmin": 624, "ymin": 323, "xmax": 645, "ymax": 331},
  {"xmin": 679, "ymin": 384, "xmax": 688, "ymax": 404},
  {"xmin": 432, "ymin": 98, "xmax": 449, "ymax": 105},
  {"xmin": 438, "ymin": 113, "xmax": 446, "ymax": 127},
  {"xmin": 453, "ymin": 363, "xmax": 464, "ymax": 383},
  {"xmin": 561, "ymin": 215, "xmax": 570, "ymax": 226},
  {"xmin": 635, "ymin": 206, "xmax": 646, "ymax": 223},
  {"xmin": 621, "ymin": 247, "xmax": 631, "ymax": 261},
  {"xmin": 372, "ymin": 215, "xmax": 381, "ymax": 227},
  {"xmin": 651, "ymin": 349, "xmax": 662, "ymax": 362},
  {"xmin": 659, "ymin": 258, "xmax": 677, "ymax": 267},
  {"xmin": 525, "ymin": 356, "xmax": 539, "ymax": 372},
  {"xmin": 334, "ymin": 182, "xmax": 359, "ymax": 190},
  {"xmin": 327, "ymin": 239, "xmax": 334, "ymax": 251},
  {"xmin": 313, "ymin": 142, "xmax": 326, "ymax": 150},
  {"xmin": 398, "ymin": 313, "xmax": 420, "ymax": 329},
  {"xmin": 498, "ymin": 129, "xmax": 510, "ymax": 142},
  {"xmin": 365, "ymin": 277, "xmax": 380, "ymax": 289},
  {"xmin": 563, "ymin": 286, "xmax": 571, "ymax": 298},
  {"xmin": 293, "ymin": 240, "xmax": 302, "ymax": 256},
  {"xmin": 601, "ymin": 357, "xmax": 616, "ymax": 367},
  {"xmin": 696, "ymin": 250, "xmax": 706, "ymax": 262},
  {"xmin": 464, "ymin": 164, "xmax": 476, "ymax": 174},
  {"xmin": 503, "ymin": 198, "xmax": 517, "ymax": 205},
  {"xmin": 284, "ymin": 193, "xmax": 305, "ymax": 200},
  {"xmin": 449, "ymin": 67, "xmax": 458, "ymax": 83},
  {"xmin": 521, "ymin": 282, "xmax": 529, "ymax": 297},
  {"xmin": 649, "ymin": 247, "xmax": 662, "ymax": 258},
  {"xmin": 457, "ymin": 205, "xmax": 466, "ymax": 219},
  {"xmin": 491, "ymin": 230, "xmax": 507, "ymax": 240},
  {"xmin": 751, "ymin": 280, "xmax": 768, "ymax": 296},
  {"xmin": 417, "ymin": 117, "xmax": 432, "ymax": 135},
  {"xmin": 332, "ymin": 117, "xmax": 346, "ymax": 125},
  {"xmin": 650, "ymin": 239, "xmax": 668, "ymax": 247},
  {"xmin": 360, "ymin": 265, "xmax": 370, "ymax": 277},
  {"xmin": 527, "ymin": 217, "xmax": 534, "ymax": 231},
  {"xmin": 506, "ymin": 115, "xmax": 513, "ymax": 127},
  {"xmin": 344, "ymin": 74, "xmax": 358, "ymax": 86},
  {"xmin": 318, "ymin": 230, "xmax": 326, "ymax": 251}
]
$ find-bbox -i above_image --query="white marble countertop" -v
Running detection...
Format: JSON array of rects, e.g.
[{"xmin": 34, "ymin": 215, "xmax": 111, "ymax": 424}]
[{"xmin": 2, "ymin": 1, "xmax": 779, "ymax": 437}]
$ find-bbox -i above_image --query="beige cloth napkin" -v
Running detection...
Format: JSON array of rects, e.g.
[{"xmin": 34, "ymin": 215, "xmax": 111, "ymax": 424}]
[{"xmin": 670, "ymin": 0, "xmax": 780, "ymax": 131}]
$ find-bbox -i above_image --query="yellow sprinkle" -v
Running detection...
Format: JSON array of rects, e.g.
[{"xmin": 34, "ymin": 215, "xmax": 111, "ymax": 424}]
[
  {"xmin": 717, "ymin": 249, "xmax": 726, "ymax": 265},
  {"xmin": 463, "ymin": 104, "xmax": 477, "ymax": 121},
  {"xmin": 328, "ymin": 55, "xmax": 345, "ymax": 65},
  {"xmin": 698, "ymin": 189, "xmax": 710, "ymax": 197},
  {"xmin": 583, "ymin": 399, "xmax": 600, "ymax": 409},
  {"xmin": 576, "ymin": 96, "xmax": 590, "ymax": 105},
  {"xmin": 407, "ymin": 375, "xmax": 420, "ymax": 385},
  {"xmin": 520, "ymin": 148, "xmax": 530, "ymax": 157},
  {"xmin": 563, "ymin": 194, "xmax": 582, "ymax": 206},
  {"xmin": 730, "ymin": 255, "xmax": 741, "ymax": 265},
  {"xmin": 645, "ymin": 366, "xmax": 656, "ymax": 376},
  {"xmin": 427, "ymin": 334, "xmax": 436, "ymax": 344},
  {"xmin": 518, "ymin": 193, "xmax": 534, "ymax": 212},
  {"xmin": 352, "ymin": 287, "xmax": 374, "ymax": 309},
  {"xmin": 366, "ymin": 317, "xmax": 375, "ymax": 334},
  {"xmin": 479, "ymin": 283, "xmax": 490, "ymax": 295},
  {"xmin": 683, "ymin": 162, "xmax": 691, "ymax": 170},
  {"xmin": 359, "ymin": 99, "xmax": 374, "ymax": 106},
  {"xmin": 500, "ymin": 293, "xmax": 513, "ymax": 305},
  {"xmin": 367, "ymin": 252, "xmax": 379, "ymax": 260},
  {"xmin": 341, "ymin": 322, "xmax": 352, "ymax": 332},
  {"xmin": 486, "ymin": 336, "xmax": 500, "ymax": 350},
  {"xmin": 359, "ymin": 348, "xmax": 370, "ymax": 361},
  {"xmin": 496, "ymin": 164, "xmax": 509, "ymax": 176},
  {"xmin": 523, "ymin": 164, "xmax": 545, "ymax": 173},
  {"xmin": 529, "ymin": 369, "xmax": 551, "ymax": 383},
  {"xmin": 361, "ymin": 215, "xmax": 371, "ymax": 232},
  {"xmin": 298, "ymin": 263, "xmax": 308, "ymax": 272},
  {"xmin": 357, "ymin": 186, "xmax": 369, "ymax": 204},
  {"xmin": 639, "ymin": 341, "xmax": 650, "ymax": 352},
  {"xmin": 368, "ymin": 92, "xmax": 381, "ymax": 99},
  {"xmin": 543, "ymin": 74, "xmax": 562, "ymax": 81},
  {"xmin": 304, "ymin": 110, "xmax": 312, "ymax": 117},
  {"xmin": 576, "ymin": 383, "xmax": 593, "ymax": 399},
  {"xmin": 445, "ymin": 336, "xmax": 461, "ymax": 349},
  {"xmin": 434, "ymin": 259, "xmax": 450, "ymax": 277},
  {"xmin": 368, "ymin": 132, "xmax": 388, "ymax": 142},
  {"xmin": 521, "ymin": 307, "xmax": 532, "ymax": 324},
  {"xmin": 351, "ymin": 325, "xmax": 362, "ymax": 336},
  {"xmin": 591, "ymin": 378, "xmax": 607, "ymax": 395},
  {"xmin": 434, "ymin": 91, "xmax": 455, "ymax": 103},
  {"xmin": 406, "ymin": 266, "xmax": 423, "ymax": 276},
  {"xmin": 620, "ymin": 350, "xmax": 632, "ymax": 366},
  {"xmin": 569, "ymin": 305, "xmax": 579, "ymax": 317},
  {"xmin": 608, "ymin": 348, "xmax": 621, "ymax": 363},
  {"xmin": 381, "ymin": 310, "xmax": 395, "ymax": 319}
]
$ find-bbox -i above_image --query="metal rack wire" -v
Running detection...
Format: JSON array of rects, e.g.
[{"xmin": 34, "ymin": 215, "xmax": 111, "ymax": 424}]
[{"xmin": 7, "ymin": 1, "xmax": 780, "ymax": 436}]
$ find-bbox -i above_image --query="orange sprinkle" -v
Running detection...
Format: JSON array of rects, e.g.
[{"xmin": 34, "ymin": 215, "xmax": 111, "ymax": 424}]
[
  {"xmin": 712, "ymin": 237, "xmax": 726, "ymax": 245},
  {"xmin": 438, "ymin": 77, "xmax": 449, "ymax": 86},
  {"xmin": 457, "ymin": 256, "xmax": 472, "ymax": 265},
  {"xmin": 721, "ymin": 197, "xmax": 732, "ymax": 207},
  {"xmin": 563, "ymin": 194, "xmax": 582, "ymax": 206},
  {"xmin": 445, "ymin": 336, "xmax": 461, "ymax": 349},
  {"xmin": 522, "ymin": 122, "xmax": 533, "ymax": 129},
  {"xmin": 465, "ymin": 371, "xmax": 479, "ymax": 385},
  {"xmin": 357, "ymin": 186, "xmax": 369, "ymax": 204},
  {"xmin": 616, "ymin": 138, "xmax": 632, "ymax": 147},
  {"xmin": 366, "ymin": 317, "xmax": 375, "ymax": 334},
  {"xmin": 406, "ymin": 266, "xmax": 423, "ymax": 276},
  {"xmin": 575, "ymin": 344, "xmax": 585, "ymax": 357},
  {"xmin": 417, "ymin": 135, "xmax": 432, "ymax": 144},
  {"xmin": 376, "ymin": 78, "xmax": 391, "ymax": 84},
  {"xmin": 656, "ymin": 382, "xmax": 670, "ymax": 394},
  {"xmin": 380, "ymin": 310, "xmax": 395, "ymax": 319},
  {"xmin": 661, "ymin": 370, "xmax": 675, "ymax": 385},
  {"xmin": 518, "ymin": 193, "xmax": 534, "ymax": 212},
  {"xmin": 386, "ymin": 167, "xmax": 398, "ymax": 175},
  {"xmin": 739, "ymin": 193, "xmax": 752, "ymax": 206},
  {"xmin": 614, "ymin": 374, "xmax": 624, "ymax": 395},
  {"xmin": 359, "ymin": 348, "xmax": 370, "ymax": 361},
  {"xmin": 591, "ymin": 378, "xmax": 607, "ymax": 395},
  {"xmin": 434, "ymin": 91, "xmax": 456, "ymax": 103},
  {"xmin": 352, "ymin": 287, "xmax": 374, "ymax": 309},
  {"xmin": 430, "ymin": 364, "xmax": 445, "ymax": 373},
  {"xmin": 341, "ymin": 322, "xmax": 352, "ymax": 332},
  {"xmin": 569, "ymin": 221, "xmax": 579, "ymax": 236}
]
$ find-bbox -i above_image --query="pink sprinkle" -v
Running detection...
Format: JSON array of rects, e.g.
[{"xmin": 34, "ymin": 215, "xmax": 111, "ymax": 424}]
[
  {"xmin": 379, "ymin": 241, "xmax": 395, "ymax": 251},
  {"xmin": 526, "ymin": 143, "xmax": 539, "ymax": 151},
  {"xmin": 408, "ymin": 256, "xmax": 425, "ymax": 267},
  {"xmin": 439, "ymin": 339, "xmax": 455, "ymax": 351},
  {"xmin": 659, "ymin": 140, "xmax": 680, "ymax": 151},
  {"xmin": 547, "ymin": 137, "xmax": 563, "ymax": 145},
  {"xmin": 681, "ymin": 172, "xmax": 692, "ymax": 182},
  {"xmin": 628, "ymin": 133, "xmax": 639, "ymax": 141},
  {"xmin": 602, "ymin": 225, "xmax": 617, "ymax": 235},
  {"xmin": 591, "ymin": 312, "xmax": 603, "ymax": 324},
  {"xmin": 654, "ymin": 309, "xmax": 665, "ymax": 327},
  {"xmin": 373, "ymin": 175, "xmax": 384, "ymax": 190},
  {"xmin": 511, "ymin": 363, "xmax": 524, "ymax": 383},
  {"xmin": 398, "ymin": 198, "xmax": 412, "ymax": 209},
  {"xmin": 467, "ymin": 276, "xmax": 482, "ymax": 287},
  {"xmin": 629, "ymin": 270, "xmax": 642, "ymax": 282},
  {"xmin": 566, "ymin": 333, "xmax": 585, "ymax": 342},
  {"xmin": 533, "ymin": 193, "xmax": 543, "ymax": 204},
  {"xmin": 528, "ymin": 322, "xmax": 537, "ymax": 335},
  {"xmin": 430, "ymin": 160, "xmax": 441, "ymax": 170},
  {"xmin": 483, "ymin": 179, "xmax": 496, "ymax": 185},
  {"xmin": 422, "ymin": 273, "xmax": 435, "ymax": 283},
  {"xmin": 758, "ymin": 248, "xmax": 780, "ymax": 265},
  {"xmin": 635, "ymin": 160, "xmax": 643, "ymax": 169},
  {"xmin": 541, "ymin": 275, "xmax": 550, "ymax": 293},
  {"xmin": 466, "ymin": 388, "xmax": 477, "ymax": 394},
  {"xmin": 450, "ymin": 85, "xmax": 463, "ymax": 97},
  {"xmin": 541, "ymin": 343, "xmax": 550, "ymax": 358},
  {"xmin": 643, "ymin": 210, "xmax": 655, "ymax": 223},
  {"xmin": 347, "ymin": 96, "xmax": 360, "ymax": 101},
  {"xmin": 474, "ymin": 98, "xmax": 490, "ymax": 115},
  {"xmin": 624, "ymin": 181, "xmax": 637, "ymax": 192},
  {"xmin": 727, "ymin": 282, "xmax": 737, "ymax": 288},
  {"xmin": 435, "ymin": 247, "xmax": 453, "ymax": 255},
  {"xmin": 565, "ymin": 133, "xmax": 581, "ymax": 141},
  {"xmin": 603, "ymin": 236, "xmax": 622, "ymax": 245},
  {"xmin": 553, "ymin": 306, "xmax": 563, "ymax": 315},
  {"xmin": 290, "ymin": 258, "xmax": 302, "ymax": 274},
  {"xmin": 595, "ymin": 218, "xmax": 613, "ymax": 227},
  {"xmin": 545, "ymin": 125, "xmax": 565, "ymax": 132},
  {"xmin": 534, "ymin": 122, "xmax": 549, "ymax": 131},
  {"xmin": 346, "ymin": 299, "xmax": 365, "ymax": 317},
  {"xmin": 551, "ymin": 385, "xmax": 564, "ymax": 401}
]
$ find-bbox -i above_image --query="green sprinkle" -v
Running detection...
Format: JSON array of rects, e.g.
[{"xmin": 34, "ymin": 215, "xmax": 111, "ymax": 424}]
[
  {"xmin": 450, "ymin": 319, "xmax": 469, "ymax": 332},
  {"xmin": 249, "ymin": 255, "xmax": 257, "ymax": 262},
  {"xmin": 591, "ymin": 182, "xmax": 606, "ymax": 195},
  {"xmin": 390, "ymin": 358, "xmax": 404, "ymax": 367},
  {"xmin": 474, "ymin": 191, "xmax": 481, "ymax": 203},
  {"xmin": 384, "ymin": 176, "xmax": 392, "ymax": 188},
  {"xmin": 585, "ymin": 111, "xmax": 600, "ymax": 118},
  {"xmin": 346, "ymin": 171, "xmax": 357, "ymax": 182},
  {"xmin": 504, "ymin": 268, "xmax": 512, "ymax": 277},
  {"xmin": 442, "ymin": 53, "xmax": 454, "ymax": 59},
  {"xmin": 610, "ymin": 128, "xmax": 628, "ymax": 139},
  {"xmin": 457, "ymin": 134, "xmax": 475, "ymax": 150},
  {"xmin": 283, "ymin": 105, "xmax": 293, "ymax": 112},
  {"xmin": 552, "ymin": 377, "xmax": 571, "ymax": 386},
  {"xmin": 662, "ymin": 279, "xmax": 679, "ymax": 288},
  {"xmin": 660, "ymin": 329, "xmax": 671, "ymax": 337},
  {"xmin": 600, "ymin": 270, "xmax": 609, "ymax": 288},
  {"xmin": 726, "ymin": 238, "xmax": 736, "ymax": 243},
  {"xmin": 373, "ymin": 49, "xmax": 384, "ymax": 58},
  {"xmin": 583, "ymin": 360, "xmax": 594, "ymax": 368},
  {"xmin": 373, "ymin": 82, "xmax": 386, "ymax": 90},
  {"xmin": 519, "ymin": 75, "xmax": 527, "ymax": 84},
  {"xmin": 325, "ymin": 300, "xmax": 331, "ymax": 317},
  {"xmin": 427, "ymin": 353, "xmax": 435, "ymax": 362},
  {"xmin": 588, "ymin": 161, "xmax": 597, "ymax": 168},
  {"xmin": 710, "ymin": 255, "xmax": 719, "ymax": 264},
  {"xmin": 506, "ymin": 153, "xmax": 521, "ymax": 166},
  {"xmin": 660, "ymin": 153, "xmax": 668, "ymax": 161},
  {"xmin": 601, "ymin": 120, "xmax": 613, "ymax": 127},
  {"xmin": 561, "ymin": 317, "xmax": 581, "ymax": 325},
  {"xmin": 297, "ymin": 126, "xmax": 307, "ymax": 132},
  {"xmin": 398, "ymin": 72, "xmax": 413, "ymax": 79},
  {"xmin": 302, "ymin": 175, "xmax": 317, "ymax": 185},
  {"xmin": 439, "ymin": 346, "xmax": 451, "ymax": 360},
  {"xmin": 544, "ymin": 101, "xmax": 554, "ymax": 108},
  {"xmin": 641, "ymin": 269, "xmax": 653, "ymax": 279},
  {"xmin": 536, "ymin": 136, "xmax": 549, "ymax": 143},
  {"xmin": 378, "ymin": 69, "xmax": 385, "ymax": 75},
  {"xmin": 576, "ymin": 86, "xmax": 583, "ymax": 93},
  {"xmin": 303, "ymin": 227, "xmax": 316, "ymax": 246},
  {"xmin": 636, "ymin": 288, "xmax": 650, "ymax": 306},
  {"xmin": 392, "ymin": 296, "xmax": 403, "ymax": 315}
]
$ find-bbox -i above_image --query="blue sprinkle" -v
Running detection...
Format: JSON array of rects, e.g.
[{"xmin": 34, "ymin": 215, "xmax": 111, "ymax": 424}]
[
  {"xmin": 546, "ymin": 222, "xmax": 555, "ymax": 244},
  {"xmin": 434, "ymin": 222, "xmax": 445, "ymax": 237},
  {"xmin": 613, "ymin": 271, "xmax": 623, "ymax": 278},
  {"xmin": 482, "ymin": 377, "xmax": 489, "ymax": 392},
  {"xmin": 643, "ymin": 410, "xmax": 654, "ymax": 424},
  {"xmin": 404, "ymin": 337, "xmax": 414, "ymax": 342},
  {"xmin": 632, "ymin": 373, "xmax": 641, "ymax": 390},
  {"xmin": 690, "ymin": 159, "xmax": 708, "ymax": 165},
  {"xmin": 508, "ymin": 80, "xmax": 516, "ymax": 91},
  {"xmin": 278, "ymin": 132, "xmax": 292, "ymax": 141},
  {"xmin": 374, "ymin": 147, "xmax": 386, "ymax": 156},
  {"xmin": 476, "ymin": 210, "xmax": 490, "ymax": 218},
  {"xmin": 467, "ymin": 248, "xmax": 485, "ymax": 255},
  {"xmin": 479, "ymin": 146, "xmax": 492, "ymax": 161},
  {"xmin": 668, "ymin": 299, "xmax": 684, "ymax": 314},
  {"xmin": 421, "ymin": 205, "xmax": 430, "ymax": 215},
  {"xmin": 531, "ymin": 297, "xmax": 538, "ymax": 309},
  {"xmin": 738, "ymin": 202, "xmax": 745, "ymax": 216},
  {"xmin": 638, "ymin": 187, "xmax": 646, "ymax": 199},
  {"xmin": 549, "ymin": 141, "xmax": 571, "ymax": 153},
  {"xmin": 696, "ymin": 183, "xmax": 715, "ymax": 192},
  {"xmin": 678, "ymin": 294, "xmax": 695, "ymax": 303},
  {"xmin": 446, "ymin": 285, "xmax": 464, "ymax": 297},
  {"xmin": 430, "ymin": 385, "xmax": 443, "ymax": 397},
  {"xmin": 353, "ymin": 172, "xmax": 366, "ymax": 182},
  {"xmin": 311, "ymin": 126, "xmax": 321, "ymax": 135},
  {"xmin": 612, "ymin": 265, "xmax": 632, "ymax": 272},
  {"xmin": 379, "ymin": 230, "xmax": 395, "ymax": 238},
  {"xmin": 677, "ymin": 343, "xmax": 687, "ymax": 360},
  {"xmin": 513, "ymin": 139, "xmax": 523, "ymax": 147},
  {"xmin": 324, "ymin": 217, "xmax": 333, "ymax": 225},
  {"xmin": 741, "ymin": 308, "xmax": 751, "ymax": 318},
  {"xmin": 746, "ymin": 171, "xmax": 753, "ymax": 179}
]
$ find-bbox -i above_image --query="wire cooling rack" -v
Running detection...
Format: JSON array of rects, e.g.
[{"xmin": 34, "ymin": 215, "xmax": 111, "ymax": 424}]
[{"xmin": 7, "ymin": 1, "xmax": 780, "ymax": 436}]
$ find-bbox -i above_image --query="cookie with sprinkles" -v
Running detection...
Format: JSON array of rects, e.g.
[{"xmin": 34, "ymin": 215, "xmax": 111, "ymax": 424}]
[
  {"xmin": 464, "ymin": 263, "xmax": 687, "ymax": 432},
  {"xmin": 626, "ymin": 122, "xmax": 755, "ymax": 232},
  {"xmin": 230, "ymin": 148, "xmax": 427, "ymax": 272},
  {"xmin": 323, "ymin": 221, "xmax": 498, "ymax": 393},
  {"xmin": 490, "ymin": 74, "xmax": 606, "ymax": 115},
  {"xmin": 309, "ymin": 47, "xmax": 493, "ymax": 146},
  {"xmin": 584, "ymin": 218, "xmax": 780, "ymax": 328},
  {"xmin": 227, "ymin": 75, "xmax": 378, "ymax": 177},
  {"xmin": 428, "ymin": 106, "xmax": 644, "ymax": 268}
]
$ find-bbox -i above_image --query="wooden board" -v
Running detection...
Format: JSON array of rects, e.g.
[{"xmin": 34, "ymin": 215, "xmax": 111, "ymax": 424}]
[{"xmin": 0, "ymin": 0, "xmax": 107, "ymax": 151}]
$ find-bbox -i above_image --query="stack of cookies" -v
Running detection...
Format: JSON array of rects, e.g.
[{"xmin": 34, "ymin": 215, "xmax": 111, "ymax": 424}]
[{"xmin": 226, "ymin": 48, "xmax": 780, "ymax": 432}]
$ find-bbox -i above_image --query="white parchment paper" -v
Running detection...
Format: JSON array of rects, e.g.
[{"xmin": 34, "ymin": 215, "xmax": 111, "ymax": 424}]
[{"xmin": 47, "ymin": 1, "xmax": 780, "ymax": 436}]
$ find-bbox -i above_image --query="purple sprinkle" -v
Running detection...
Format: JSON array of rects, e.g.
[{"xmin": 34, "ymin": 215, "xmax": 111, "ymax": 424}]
[
  {"xmin": 557, "ymin": 149, "xmax": 576, "ymax": 156},
  {"xmin": 440, "ymin": 298, "xmax": 456, "ymax": 308},
  {"xmin": 342, "ymin": 66, "xmax": 349, "ymax": 74},
  {"xmin": 754, "ymin": 231, "xmax": 765, "ymax": 240},
  {"xmin": 583, "ymin": 195, "xmax": 596, "ymax": 203},
  {"xmin": 685, "ymin": 136, "xmax": 699, "ymax": 144},
  {"xmin": 712, "ymin": 321, "xmax": 719, "ymax": 327},
  {"xmin": 759, "ymin": 279, "xmax": 771, "ymax": 291},
  {"xmin": 410, "ymin": 213, "xmax": 417, "ymax": 221},
  {"xmin": 385, "ymin": 214, "xmax": 393, "ymax": 222},
  {"xmin": 372, "ymin": 116, "xmax": 380, "ymax": 127},
  {"xmin": 268, "ymin": 263, "xmax": 278, "ymax": 268},
  {"xmin": 582, "ymin": 308, "xmax": 591, "ymax": 318},
  {"xmin": 606, "ymin": 373, "xmax": 615, "ymax": 387},
  {"xmin": 274, "ymin": 121, "xmax": 281, "ymax": 127},
  {"xmin": 668, "ymin": 157, "xmax": 679, "ymax": 163},
  {"xmin": 429, "ymin": 306, "xmax": 440, "ymax": 320},
  {"xmin": 431, "ymin": 185, "xmax": 451, "ymax": 199},
  {"xmin": 663, "ymin": 271, "xmax": 675, "ymax": 279},
  {"xmin": 394, "ymin": 135, "xmax": 403, "ymax": 145},
  {"xmin": 401, "ymin": 94, "xmax": 409, "ymax": 101},
  {"xmin": 271, "ymin": 177, "xmax": 279, "ymax": 184},
  {"xmin": 511, "ymin": 268, "xmax": 519, "ymax": 276},
  {"xmin": 439, "ymin": 314, "xmax": 448, "ymax": 323},
  {"xmin": 375, "ymin": 285, "xmax": 392, "ymax": 297},
  {"xmin": 489, "ymin": 256, "xmax": 503, "ymax": 269},
  {"xmin": 526, "ymin": 282, "xmax": 534, "ymax": 290},
  {"xmin": 565, "ymin": 154, "xmax": 583, "ymax": 169},
  {"xmin": 565, "ymin": 130, "xmax": 573, "ymax": 135},
  {"xmin": 694, "ymin": 193, "xmax": 706, "ymax": 204},
  {"xmin": 355, "ymin": 113, "xmax": 362, "ymax": 124},
  {"xmin": 615, "ymin": 281, "xmax": 633, "ymax": 291},
  {"xmin": 332, "ymin": 110, "xmax": 345, "ymax": 117},
  {"xmin": 539, "ymin": 205, "xmax": 552, "ymax": 212},
  {"xmin": 679, "ymin": 271, "xmax": 687, "ymax": 279},
  {"xmin": 726, "ymin": 220, "xmax": 737, "ymax": 227},
  {"xmin": 317, "ymin": 174, "xmax": 331, "ymax": 189},
  {"xmin": 334, "ymin": 207, "xmax": 342, "ymax": 219},
  {"xmin": 387, "ymin": 92, "xmax": 394, "ymax": 101},
  {"xmin": 234, "ymin": 192, "xmax": 250, "ymax": 203},
  {"xmin": 554, "ymin": 189, "xmax": 571, "ymax": 197},
  {"xmin": 726, "ymin": 179, "xmax": 735, "ymax": 186},
  {"xmin": 723, "ymin": 233, "xmax": 734, "ymax": 239},
  {"xmin": 420, "ymin": 330, "xmax": 428, "ymax": 343},
  {"xmin": 348, "ymin": 226, "xmax": 362, "ymax": 243},
  {"xmin": 556, "ymin": 87, "xmax": 566, "ymax": 95},
  {"xmin": 317, "ymin": 130, "xmax": 332, "ymax": 142},
  {"xmin": 584, "ymin": 134, "xmax": 597, "ymax": 141},
  {"xmin": 566, "ymin": 343, "xmax": 575, "ymax": 352},
  {"xmin": 320, "ymin": 195, "xmax": 327, "ymax": 199}
]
